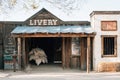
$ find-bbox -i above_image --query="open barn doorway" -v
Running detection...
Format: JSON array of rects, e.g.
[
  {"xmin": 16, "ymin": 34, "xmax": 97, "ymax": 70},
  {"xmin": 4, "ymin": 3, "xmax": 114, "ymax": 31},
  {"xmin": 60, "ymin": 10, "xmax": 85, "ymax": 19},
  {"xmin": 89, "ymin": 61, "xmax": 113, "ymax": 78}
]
[{"xmin": 26, "ymin": 37, "xmax": 62, "ymax": 68}]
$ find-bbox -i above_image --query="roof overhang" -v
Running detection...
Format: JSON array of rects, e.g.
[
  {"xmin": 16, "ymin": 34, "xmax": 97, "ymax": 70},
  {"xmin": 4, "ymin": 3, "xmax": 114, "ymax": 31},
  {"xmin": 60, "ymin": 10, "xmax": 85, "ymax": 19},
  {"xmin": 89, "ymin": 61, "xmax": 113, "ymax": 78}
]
[{"xmin": 11, "ymin": 26, "xmax": 96, "ymax": 37}]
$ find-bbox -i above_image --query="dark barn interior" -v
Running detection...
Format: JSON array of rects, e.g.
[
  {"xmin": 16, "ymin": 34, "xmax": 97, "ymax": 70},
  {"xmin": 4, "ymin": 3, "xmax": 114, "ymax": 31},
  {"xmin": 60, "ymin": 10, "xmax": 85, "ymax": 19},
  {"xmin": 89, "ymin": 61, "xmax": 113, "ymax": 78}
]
[{"xmin": 26, "ymin": 37, "xmax": 62, "ymax": 66}]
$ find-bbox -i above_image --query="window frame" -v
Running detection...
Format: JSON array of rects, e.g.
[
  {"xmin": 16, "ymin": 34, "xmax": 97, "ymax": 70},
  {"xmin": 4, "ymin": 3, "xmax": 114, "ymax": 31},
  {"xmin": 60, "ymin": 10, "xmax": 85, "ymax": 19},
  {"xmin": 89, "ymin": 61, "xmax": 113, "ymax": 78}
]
[
  {"xmin": 101, "ymin": 21, "xmax": 117, "ymax": 31},
  {"xmin": 101, "ymin": 35, "xmax": 117, "ymax": 57}
]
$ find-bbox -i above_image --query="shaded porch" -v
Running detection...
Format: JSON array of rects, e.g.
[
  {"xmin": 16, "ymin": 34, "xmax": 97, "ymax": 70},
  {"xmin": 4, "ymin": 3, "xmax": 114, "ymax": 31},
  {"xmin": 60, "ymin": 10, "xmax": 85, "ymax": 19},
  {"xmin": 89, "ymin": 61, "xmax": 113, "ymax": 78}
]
[{"xmin": 11, "ymin": 26, "xmax": 96, "ymax": 73}]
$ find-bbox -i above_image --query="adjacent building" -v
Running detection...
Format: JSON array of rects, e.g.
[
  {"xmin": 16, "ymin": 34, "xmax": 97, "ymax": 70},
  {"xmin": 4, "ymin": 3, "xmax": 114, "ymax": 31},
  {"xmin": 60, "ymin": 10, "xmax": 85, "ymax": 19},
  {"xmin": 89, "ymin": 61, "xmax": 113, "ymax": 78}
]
[{"xmin": 91, "ymin": 11, "xmax": 120, "ymax": 72}]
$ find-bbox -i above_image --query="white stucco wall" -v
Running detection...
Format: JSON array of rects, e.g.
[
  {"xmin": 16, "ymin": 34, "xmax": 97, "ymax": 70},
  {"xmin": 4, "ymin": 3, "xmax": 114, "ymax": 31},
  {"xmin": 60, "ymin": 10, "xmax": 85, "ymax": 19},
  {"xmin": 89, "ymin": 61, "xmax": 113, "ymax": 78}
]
[{"xmin": 91, "ymin": 14, "xmax": 120, "ymax": 71}]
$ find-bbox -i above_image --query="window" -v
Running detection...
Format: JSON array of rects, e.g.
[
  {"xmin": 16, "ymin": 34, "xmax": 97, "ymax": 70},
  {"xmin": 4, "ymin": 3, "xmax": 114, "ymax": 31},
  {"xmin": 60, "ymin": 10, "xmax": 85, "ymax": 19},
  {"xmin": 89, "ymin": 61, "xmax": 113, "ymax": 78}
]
[
  {"xmin": 101, "ymin": 35, "xmax": 117, "ymax": 57},
  {"xmin": 101, "ymin": 21, "xmax": 117, "ymax": 31}
]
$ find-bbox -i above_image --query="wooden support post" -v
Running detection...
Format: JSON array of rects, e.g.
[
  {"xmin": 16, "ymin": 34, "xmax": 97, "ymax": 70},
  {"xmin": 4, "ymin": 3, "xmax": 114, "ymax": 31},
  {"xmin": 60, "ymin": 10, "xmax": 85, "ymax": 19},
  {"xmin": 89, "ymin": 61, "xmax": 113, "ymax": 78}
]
[
  {"xmin": 65, "ymin": 38, "xmax": 71, "ymax": 68},
  {"xmin": 80, "ymin": 38, "xmax": 83, "ymax": 69},
  {"xmin": 80, "ymin": 38, "xmax": 86, "ymax": 70},
  {"xmin": 62, "ymin": 37, "xmax": 65, "ymax": 69},
  {"xmin": 22, "ymin": 38, "xmax": 26, "ymax": 69},
  {"xmin": 68, "ymin": 38, "xmax": 71, "ymax": 68},
  {"xmin": 18, "ymin": 38, "xmax": 21, "ymax": 70},
  {"xmin": 64, "ymin": 38, "xmax": 70, "ymax": 68},
  {"xmin": 87, "ymin": 36, "xmax": 90, "ymax": 73}
]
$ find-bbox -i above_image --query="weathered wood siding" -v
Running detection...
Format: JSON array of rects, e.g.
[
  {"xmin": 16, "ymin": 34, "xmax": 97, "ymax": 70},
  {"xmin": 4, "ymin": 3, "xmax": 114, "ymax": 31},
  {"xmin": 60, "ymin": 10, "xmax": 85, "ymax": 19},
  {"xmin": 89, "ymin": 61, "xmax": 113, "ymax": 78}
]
[
  {"xmin": 80, "ymin": 38, "xmax": 87, "ymax": 70},
  {"xmin": 26, "ymin": 9, "xmax": 62, "ymax": 26},
  {"xmin": 3, "ymin": 23, "xmax": 21, "ymax": 69},
  {"xmin": 3, "ymin": 24, "xmax": 16, "ymax": 54},
  {"xmin": 65, "ymin": 38, "xmax": 71, "ymax": 68},
  {"xmin": 0, "ymin": 23, "xmax": 3, "ymax": 69}
]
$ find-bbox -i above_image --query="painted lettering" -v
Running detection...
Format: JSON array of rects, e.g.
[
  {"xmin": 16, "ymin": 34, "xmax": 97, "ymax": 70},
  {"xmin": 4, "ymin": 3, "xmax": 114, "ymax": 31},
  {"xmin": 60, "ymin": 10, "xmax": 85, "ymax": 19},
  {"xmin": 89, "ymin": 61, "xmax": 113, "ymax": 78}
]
[
  {"xmin": 29, "ymin": 19, "xmax": 58, "ymax": 26},
  {"xmin": 47, "ymin": 19, "xmax": 53, "ymax": 25},
  {"xmin": 43, "ymin": 19, "xmax": 47, "ymax": 25},
  {"xmin": 30, "ymin": 20, "xmax": 34, "ymax": 25},
  {"xmin": 52, "ymin": 19, "xmax": 58, "ymax": 25},
  {"xmin": 37, "ymin": 20, "xmax": 42, "ymax": 25},
  {"xmin": 34, "ymin": 20, "xmax": 37, "ymax": 25}
]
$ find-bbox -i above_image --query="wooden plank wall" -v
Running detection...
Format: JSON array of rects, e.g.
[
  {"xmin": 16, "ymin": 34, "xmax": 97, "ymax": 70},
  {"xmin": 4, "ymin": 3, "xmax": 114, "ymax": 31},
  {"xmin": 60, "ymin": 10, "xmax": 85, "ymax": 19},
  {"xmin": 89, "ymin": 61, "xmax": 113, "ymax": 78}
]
[
  {"xmin": 3, "ymin": 24, "xmax": 15, "ymax": 54},
  {"xmin": 90, "ymin": 37, "xmax": 93, "ymax": 70},
  {"xmin": 22, "ymin": 38, "xmax": 26, "ymax": 68},
  {"xmin": 62, "ymin": 37, "xmax": 65, "ymax": 68},
  {"xmin": 64, "ymin": 38, "xmax": 71, "ymax": 68},
  {"xmin": 0, "ymin": 24, "xmax": 2, "ymax": 44},
  {"xmin": 0, "ymin": 23, "xmax": 3, "ymax": 69},
  {"xmin": 26, "ymin": 9, "xmax": 61, "ymax": 26},
  {"xmin": 3, "ymin": 23, "xmax": 22, "ymax": 70},
  {"xmin": 80, "ymin": 38, "xmax": 87, "ymax": 70}
]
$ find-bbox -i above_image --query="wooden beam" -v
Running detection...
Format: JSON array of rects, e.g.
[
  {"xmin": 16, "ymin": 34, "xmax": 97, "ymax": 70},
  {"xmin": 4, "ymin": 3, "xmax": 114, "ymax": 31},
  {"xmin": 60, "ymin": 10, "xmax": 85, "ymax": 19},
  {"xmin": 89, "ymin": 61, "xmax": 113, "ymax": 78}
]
[
  {"xmin": 87, "ymin": 36, "xmax": 90, "ymax": 73},
  {"xmin": 22, "ymin": 38, "xmax": 26, "ymax": 69},
  {"xmin": 17, "ymin": 38, "xmax": 21, "ymax": 70},
  {"xmin": 62, "ymin": 37, "xmax": 65, "ymax": 69},
  {"xmin": 12, "ymin": 33, "xmax": 96, "ymax": 38}
]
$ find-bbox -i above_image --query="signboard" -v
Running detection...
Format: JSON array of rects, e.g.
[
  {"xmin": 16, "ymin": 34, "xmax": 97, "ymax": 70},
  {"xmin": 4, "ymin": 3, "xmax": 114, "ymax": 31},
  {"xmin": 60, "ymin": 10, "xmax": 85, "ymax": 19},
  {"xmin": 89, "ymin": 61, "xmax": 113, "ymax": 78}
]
[
  {"xmin": 72, "ymin": 38, "xmax": 80, "ymax": 56},
  {"xmin": 29, "ymin": 19, "xmax": 58, "ymax": 26},
  {"xmin": 101, "ymin": 21, "xmax": 117, "ymax": 31}
]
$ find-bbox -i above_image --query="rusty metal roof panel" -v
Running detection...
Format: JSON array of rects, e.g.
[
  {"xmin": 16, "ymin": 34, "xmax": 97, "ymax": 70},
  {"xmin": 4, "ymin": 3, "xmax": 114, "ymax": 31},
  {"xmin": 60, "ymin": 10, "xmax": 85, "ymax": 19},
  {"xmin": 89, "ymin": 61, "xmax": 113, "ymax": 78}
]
[{"xmin": 11, "ymin": 26, "xmax": 94, "ymax": 34}]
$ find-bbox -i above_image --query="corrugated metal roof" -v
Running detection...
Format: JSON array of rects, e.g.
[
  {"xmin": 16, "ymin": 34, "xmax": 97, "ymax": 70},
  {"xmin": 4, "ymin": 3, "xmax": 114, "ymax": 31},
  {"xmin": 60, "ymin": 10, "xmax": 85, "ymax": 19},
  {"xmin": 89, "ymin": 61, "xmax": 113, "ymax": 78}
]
[{"xmin": 11, "ymin": 26, "xmax": 94, "ymax": 34}]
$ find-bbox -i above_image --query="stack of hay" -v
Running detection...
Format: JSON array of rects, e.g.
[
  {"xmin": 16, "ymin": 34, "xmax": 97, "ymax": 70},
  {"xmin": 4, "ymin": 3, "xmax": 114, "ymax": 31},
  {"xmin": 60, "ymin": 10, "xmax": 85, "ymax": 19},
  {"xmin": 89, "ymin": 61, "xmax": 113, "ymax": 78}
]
[
  {"xmin": 29, "ymin": 48, "xmax": 48, "ymax": 66},
  {"xmin": 97, "ymin": 62, "xmax": 120, "ymax": 72}
]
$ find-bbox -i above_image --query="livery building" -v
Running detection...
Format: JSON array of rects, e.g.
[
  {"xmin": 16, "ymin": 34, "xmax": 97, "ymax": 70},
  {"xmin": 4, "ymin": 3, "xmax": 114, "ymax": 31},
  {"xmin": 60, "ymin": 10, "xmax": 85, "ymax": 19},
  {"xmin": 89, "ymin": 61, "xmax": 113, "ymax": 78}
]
[{"xmin": 0, "ymin": 8, "xmax": 120, "ymax": 73}]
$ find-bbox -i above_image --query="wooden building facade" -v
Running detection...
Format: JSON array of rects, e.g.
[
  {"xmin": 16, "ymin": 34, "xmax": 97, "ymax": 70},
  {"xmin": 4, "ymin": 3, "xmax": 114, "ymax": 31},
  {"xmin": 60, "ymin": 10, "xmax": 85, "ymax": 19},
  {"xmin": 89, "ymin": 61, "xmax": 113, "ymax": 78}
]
[
  {"xmin": 0, "ymin": 8, "xmax": 95, "ymax": 73},
  {"xmin": 1, "ymin": 9, "xmax": 120, "ymax": 73}
]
